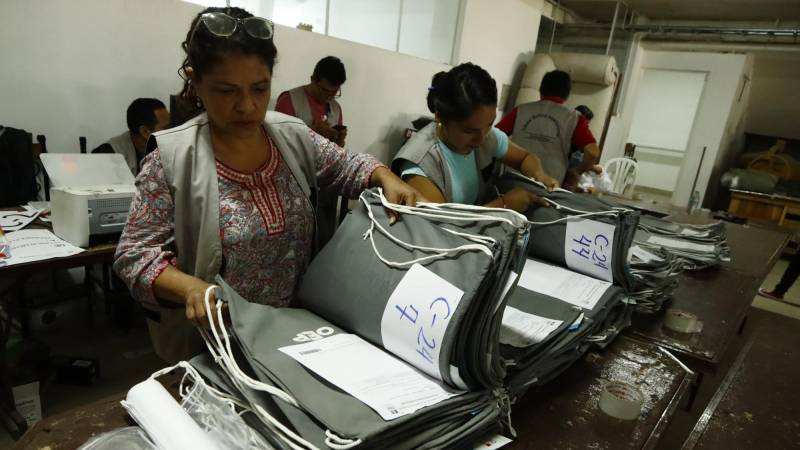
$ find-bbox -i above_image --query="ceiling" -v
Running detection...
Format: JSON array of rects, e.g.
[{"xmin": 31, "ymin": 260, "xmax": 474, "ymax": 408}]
[{"xmin": 558, "ymin": 0, "xmax": 800, "ymax": 22}]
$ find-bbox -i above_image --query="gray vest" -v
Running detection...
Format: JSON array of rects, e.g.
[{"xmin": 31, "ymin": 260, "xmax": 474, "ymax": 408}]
[
  {"xmin": 511, "ymin": 100, "xmax": 579, "ymax": 183},
  {"xmin": 286, "ymin": 86, "xmax": 341, "ymax": 127},
  {"xmin": 143, "ymin": 111, "xmax": 320, "ymax": 363},
  {"xmin": 391, "ymin": 122, "xmax": 500, "ymax": 204},
  {"xmin": 107, "ymin": 131, "xmax": 139, "ymax": 175}
]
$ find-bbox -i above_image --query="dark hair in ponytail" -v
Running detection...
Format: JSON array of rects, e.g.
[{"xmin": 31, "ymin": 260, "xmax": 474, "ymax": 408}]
[
  {"xmin": 426, "ymin": 63, "xmax": 497, "ymax": 122},
  {"xmin": 177, "ymin": 7, "xmax": 278, "ymax": 114}
]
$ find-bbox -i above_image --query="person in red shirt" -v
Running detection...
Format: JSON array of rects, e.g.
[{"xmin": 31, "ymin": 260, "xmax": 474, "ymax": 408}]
[
  {"xmin": 496, "ymin": 70, "xmax": 601, "ymax": 190},
  {"xmin": 275, "ymin": 56, "xmax": 347, "ymax": 146}
]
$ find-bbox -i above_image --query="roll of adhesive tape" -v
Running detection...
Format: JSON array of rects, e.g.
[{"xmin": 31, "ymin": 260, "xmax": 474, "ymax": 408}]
[
  {"xmin": 664, "ymin": 308, "xmax": 703, "ymax": 334},
  {"xmin": 599, "ymin": 381, "xmax": 644, "ymax": 421}
]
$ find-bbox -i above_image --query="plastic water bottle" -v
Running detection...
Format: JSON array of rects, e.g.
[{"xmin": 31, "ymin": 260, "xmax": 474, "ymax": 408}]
[{"xmin": 688, "ymin": 191, "xmax": 700, "ymax": 214}]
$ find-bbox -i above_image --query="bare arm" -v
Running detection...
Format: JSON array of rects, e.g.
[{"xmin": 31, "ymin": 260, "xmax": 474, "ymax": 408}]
[
  {"xmin": 404, "ymin": 174, "xmax": 545, "ymax": 212},
  {"xmin": 577, "ymin": 143, "xmax": 601, "ymax": 174},
  {"xmin": 564, "ymin": 143, "xmax": 602, "ymax": 191},
  {"xmin": 503, "ymin": 141, "xmax": 560, "ymax": 190},
  {"xmin": 152, "ymin": 266, "xmax": 216, "ymax": 327}
]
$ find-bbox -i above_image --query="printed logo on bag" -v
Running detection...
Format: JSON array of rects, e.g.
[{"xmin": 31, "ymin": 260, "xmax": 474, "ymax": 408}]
[{"xmin": 292, "ymin": 326, "xmax": 335, "ymax": 343}]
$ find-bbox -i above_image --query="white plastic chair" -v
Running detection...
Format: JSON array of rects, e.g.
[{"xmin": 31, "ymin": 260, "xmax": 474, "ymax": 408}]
[{"xmin": 603, "ymin": 157, "xmax": 638, "ymax": 195}]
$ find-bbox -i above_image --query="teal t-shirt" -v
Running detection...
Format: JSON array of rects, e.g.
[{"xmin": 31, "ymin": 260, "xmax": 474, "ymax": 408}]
[{"xmin": 399, "ymin": 128, "xmax": 509, "ymax": 204}]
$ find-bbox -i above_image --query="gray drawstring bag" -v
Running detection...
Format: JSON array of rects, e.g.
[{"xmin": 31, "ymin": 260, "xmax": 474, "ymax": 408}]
[
  {"xmin": 213, "ymin": 275, "xmax": 506, "ymax": 449},
  {"xmin": 497, "ymin": 260, "xmax": 630, "ymax": 398},
  {"xmin": 298, "ymin": 189, "xmax": 530, "ymax": 391}
]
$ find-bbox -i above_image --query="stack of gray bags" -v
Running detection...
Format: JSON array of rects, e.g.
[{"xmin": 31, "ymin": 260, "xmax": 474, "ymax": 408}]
[
  {"xmin": 499, "ymin": 259, "xmax": 631, "ymax": 399},
  {"xmin": 625, "ymin": 244, "xmax": 682, "ymax": 313},
  {"xmin": 632, "ymin": 215, "xmax": 730, "ymax": 270},
  {"xmin": 186, "ymin": 189, "xmax": 531, "ymax": 449},
  {"xmin": 497, "ymin": 174, "xmax": 666, "ymax": 311}
]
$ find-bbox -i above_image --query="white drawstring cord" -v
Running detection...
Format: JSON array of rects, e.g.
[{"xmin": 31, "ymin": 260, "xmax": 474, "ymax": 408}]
[
  {"xmin": 198, "ymin": 286, "xmax": 320, "ymax": 450},
  {"xmin": 201, "ymin": 286, "xmax": 298, "ymax": 406},
  {"xmin": 360, "ymin": 191, "xmax": 494, "ymax": 268},
  {"xmin": 371, "ymin": 189, "xmax": 519, "ymax": 227},
  {"xmin": 149, "ymin": 361, "xmax": 265, "ymax": 447},
  {"xmin": 440, "ymin": 227, "xmax": 497, "ymax": 246},
  {"xmin": 325, "ymin": 430, "xmax": 363, "ymax": 449}
]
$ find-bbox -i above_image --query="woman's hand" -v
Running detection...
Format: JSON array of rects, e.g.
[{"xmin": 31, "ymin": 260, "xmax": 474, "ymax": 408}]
[
  {"xmin": 370, "ymin": 166, "xmax": 426, "ymax": 224},
  {"xmin": 152, "ymin": 266, "xmax": 228, "ymax": 329},
  {"xmin": 562, "ymin": 169, "xmax": 581, "ymax": 192},
  {"xmin": 182, "ymin": 278, "xmax": 216, "ymax": 328},
  {"xmin": 503, "ymin": 187, "xmax": 549, "ymax": 213},
  {"xmin": 535, "ymin": 172, "xmax": 561, "ymax": 191}
]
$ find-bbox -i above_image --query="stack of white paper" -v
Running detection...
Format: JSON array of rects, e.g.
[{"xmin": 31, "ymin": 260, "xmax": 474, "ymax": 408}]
[{"xmin": 0, "ymin": 229, "xmax": 84, "ymax": 266}]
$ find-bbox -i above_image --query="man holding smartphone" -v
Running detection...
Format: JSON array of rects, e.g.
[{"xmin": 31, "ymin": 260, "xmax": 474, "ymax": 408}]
[{"xmin": 275, "ymin": 56, "xmax": 348, "ymax": 147}]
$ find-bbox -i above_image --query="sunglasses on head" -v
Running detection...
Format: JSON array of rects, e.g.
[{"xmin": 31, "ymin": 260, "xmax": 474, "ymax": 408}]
[{"xmin": 190, "ymin": 12, "xmax": 274, "ymax": 44}]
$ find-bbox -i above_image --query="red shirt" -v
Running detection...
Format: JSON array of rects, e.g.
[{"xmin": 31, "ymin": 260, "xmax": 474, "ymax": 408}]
[
  {"xmin": 275, "ymin": 87, "xmax": 343, "ymax": 127},
  {"xmin": 495, "ymin": 96, "xmax": 596, "ymax": 149}
]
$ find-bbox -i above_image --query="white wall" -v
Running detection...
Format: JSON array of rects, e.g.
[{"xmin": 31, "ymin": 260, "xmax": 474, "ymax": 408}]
[
  {"xmin": 0, "ymin": 0, "xmax": 200, "ymax": 154},
  {"xmin": 602, "ymin": 46, "xmax": 747, "ymax": 206},
  {"xmin": 269, "ymin": 26, "xmax": 447, "ymax": 162},
  {"xmin": 457, "ymin": 0, "xmax": 544, "ymax": 113},
  {"xmin": 746, "ymin": 52, "xmax": 800, "ymax": 140},
  {"xmin": 0, "ymin": 0, "xmax": 543, "ymax": 165},
  {"xmin": 602, "ymin": 34, "xmax": 647, "ymax": 162}
]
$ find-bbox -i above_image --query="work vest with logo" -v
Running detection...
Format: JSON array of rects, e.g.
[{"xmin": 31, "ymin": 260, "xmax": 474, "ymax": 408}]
[{"xmin": 511, "ymin": 100, "xmax": 579, "ymax": 183}]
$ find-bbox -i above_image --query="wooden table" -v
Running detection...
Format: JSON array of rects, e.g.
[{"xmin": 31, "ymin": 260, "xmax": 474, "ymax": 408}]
[
  {"xmin": 509, "ymin": 336, "xmax": 694, "ymax": 450},
  {"xmin": 727, "ymin": 189, "xmax": 800, "ymax": 230},
  {"xmin": 681, "ymin": 309, "xmax": 800, "ymax": 450},
  {"xmin": 0, "ymin": 216, "xmax": 119, "ymax": 439},
  {"xmin": 598, "ymin": 192, "xmax": 684, "ymax": 217},
  {"xmin": 627, "ymin": 221, "xmax": 790, "ymax": 365},
  {"xmin": 12, "ymin": 337, "xmax": 692, "ymax": 450},
  {"xmin": 12, "ymin": 374, "xmax": 181, "ymax": 450}
]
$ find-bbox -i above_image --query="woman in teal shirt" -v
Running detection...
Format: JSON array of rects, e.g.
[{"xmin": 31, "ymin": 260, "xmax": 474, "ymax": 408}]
[{"xmin": 392, "ymin": 63, "xmax": 559, "ymax": 212}]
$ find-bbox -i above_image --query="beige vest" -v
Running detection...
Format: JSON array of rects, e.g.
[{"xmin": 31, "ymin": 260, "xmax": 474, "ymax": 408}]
[
  {"xmin": 143, "ymin": 111, "xmax": 320, "ymax": 363},
  {"xmin": 392, "ymin": 122, "xmax": 500, "ymax": 204},
  {"xmin": 107, "ymin": 131, "xmax": 139, "ymax": 175},
  {"xmin": 511, "ymin": 100, "xmax": 579, "ymax": 183},
  {"xmin": 285, "ymin": 86, "xmax": 341, "ymax": 127}
]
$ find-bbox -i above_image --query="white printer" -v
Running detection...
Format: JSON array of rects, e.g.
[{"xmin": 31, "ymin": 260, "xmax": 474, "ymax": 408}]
[{"xmin": 41, "ymin": 153, "xmax": 136, "ymax": 247}]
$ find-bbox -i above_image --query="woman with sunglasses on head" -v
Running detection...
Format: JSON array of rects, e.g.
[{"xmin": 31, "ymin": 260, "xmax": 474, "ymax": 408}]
[
  {"xmin": 113, "ymin": 7, "xmax": 422, "ymax": 363},
  {"xmin": 392, "ymin": 63, "xmax": 560, "ymax": 213}
]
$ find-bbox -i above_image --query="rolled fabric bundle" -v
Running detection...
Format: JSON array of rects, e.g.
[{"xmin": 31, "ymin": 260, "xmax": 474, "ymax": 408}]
[
  {"xmin": 122, "ymin": 378, "xmax": 221, "ymax": 450},
  {"xmin": 551, "ymin": 52, "xmax": 618, "ymax": 86}
]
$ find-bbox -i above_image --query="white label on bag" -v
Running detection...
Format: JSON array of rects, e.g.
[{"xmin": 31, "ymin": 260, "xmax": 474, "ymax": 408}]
[
  {"xmin": 647, "ymin": 235, "xmax": 715, "ymax": 252},
  {"xmin": 564, "ymin": 219, "xmax": 615, "ymax": 282},
  {"xmin": 280, "ymin": 334, "xmax": 460, "ymax": 420},
  {"xmin": 519, "ymin": 259, "xmax": 611, "ymax": 311},
  {"xmin": 500, "ymin": 306, "xmax": 563, "ymax": 348},
  {"xmin": 380, "ymin": 264, "xmax": 465, "ymax": 381},
  {"xmin": 629, "ymin": 245, "xmax": 658, "ymax": 263}
]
